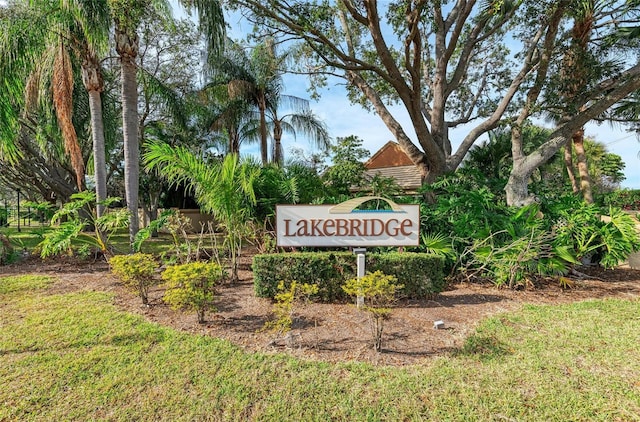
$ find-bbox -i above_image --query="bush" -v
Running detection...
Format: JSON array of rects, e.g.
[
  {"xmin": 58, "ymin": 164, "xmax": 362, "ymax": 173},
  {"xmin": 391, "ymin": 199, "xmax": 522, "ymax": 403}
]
[
  {"xmin": 343, "ymin": 270, "xmax": 403, "ymax": 352},
  {"xmin": 162, "ymin": 262, "xmax": 225, "ymax": 323},
  {"xmin": 0, "ymin": 234, "xmax": 15, "ymax": 265},
  {"xmin": 253, "ymin": 252, "xmax": 444, "ymax": 301},
  {"xmin": 367, "ymin": 252, "xmax": 445, "ymax": 299},
  {"xmin": 109, "ymin": 253, "xmax": 157, "ymax": 305},
  {"xmin": 600, "ymin": 189, "xmax": 640, "ymax": 210},
  {"xmin": 550, "ymin": 201, "xmax": 640, "ymax": 269},
  {"xmin": 262, "ymin": 280, "xmax": 319, "ymax": 337},
  {"xmin": 420, "ymin": 183, "xmax": 640, "ymax": 287},
  {"xmin": 253, "ymin": 252, "xmax": 354, "ymax": 301}
]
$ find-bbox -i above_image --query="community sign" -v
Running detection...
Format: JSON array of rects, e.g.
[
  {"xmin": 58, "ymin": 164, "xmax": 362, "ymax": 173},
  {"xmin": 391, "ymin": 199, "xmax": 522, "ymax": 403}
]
[{"xmin": 276, "ymin": 196, "xmax": 420, "ymax": 247}]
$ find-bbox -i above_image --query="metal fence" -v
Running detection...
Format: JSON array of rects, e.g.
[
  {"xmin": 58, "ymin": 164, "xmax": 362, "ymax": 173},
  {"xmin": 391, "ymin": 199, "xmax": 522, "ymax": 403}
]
[{"xmin": 0, "ymin": 204, "xmax": 50, "ymax": 230}]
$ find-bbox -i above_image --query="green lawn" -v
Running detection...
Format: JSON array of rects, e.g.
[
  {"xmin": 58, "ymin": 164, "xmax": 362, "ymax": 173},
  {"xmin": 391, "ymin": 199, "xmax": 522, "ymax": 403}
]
[{"xmin": 1, "ymin": 274, "xmax": 639, "ymax": 421}]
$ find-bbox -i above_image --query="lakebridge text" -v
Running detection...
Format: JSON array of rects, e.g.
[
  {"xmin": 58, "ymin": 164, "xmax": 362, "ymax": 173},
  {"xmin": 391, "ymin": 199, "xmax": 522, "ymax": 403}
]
[{"xmin": 282, "ymin": 217, "xmax": 416, "ymax": 238}]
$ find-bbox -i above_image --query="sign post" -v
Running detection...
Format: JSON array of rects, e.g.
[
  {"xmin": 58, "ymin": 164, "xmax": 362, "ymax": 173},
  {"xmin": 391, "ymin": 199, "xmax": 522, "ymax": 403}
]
[{"xmin": 353, "ymin": 247, "xmax": 367, "ymax": 308}]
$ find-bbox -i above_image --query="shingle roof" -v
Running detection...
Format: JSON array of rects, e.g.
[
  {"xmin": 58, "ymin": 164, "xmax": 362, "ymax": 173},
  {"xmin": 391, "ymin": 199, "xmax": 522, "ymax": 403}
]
[
  {"xmin": 360, "ymin": 166, "xmax": 423, "ymax": 193},
  {"xmin": 354, "ymin": 141, "xmax": 422, "ymax": 193},
  {"xmin": 364, "ymin": 141, "xmax": 414, "ymax": 169}
]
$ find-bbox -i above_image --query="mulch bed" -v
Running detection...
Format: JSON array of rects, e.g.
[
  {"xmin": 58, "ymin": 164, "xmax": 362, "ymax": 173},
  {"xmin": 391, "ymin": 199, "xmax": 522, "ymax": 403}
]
[{"xmin": 2, "ymin": 254, "xmax": 640, "ymax": 366}]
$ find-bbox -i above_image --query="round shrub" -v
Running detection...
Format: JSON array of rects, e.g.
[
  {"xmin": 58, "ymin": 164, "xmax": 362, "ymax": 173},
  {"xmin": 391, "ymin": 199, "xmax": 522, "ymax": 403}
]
[
  {"xmin": 109, "ymin": 253, "xmax": 157, "ymax": 304},
  {"xmin": 162, "ymin": 261, "xmax": 225, "ymax": 323}
]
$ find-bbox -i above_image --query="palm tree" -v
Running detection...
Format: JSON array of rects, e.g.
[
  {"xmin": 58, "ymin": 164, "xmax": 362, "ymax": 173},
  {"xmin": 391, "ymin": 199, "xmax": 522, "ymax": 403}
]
[
  {"xmin": 268, "ymin": 106, "xmax": 330, "ymax": 167},
  {"xmin": 0, "ymin": 1, "xmax": 94, "ymax": 193},
  {"xmin": 214, "ymin": 40, "xmax": 280, "ymax": 164},
  {"xmin": 109, "ymin": 0, "xmax": 145, "ymax": 245},
  {"xmin": 196, "ymin": 82, "xmax": 258, "ymax": 155},
  {"xmin": 109, "ymin": 0, "xmax": 225, "ymax": 246},
  {"xmin": 0, "ymin": 1, "xmax": 113, "ymax": 214},
  {"xmin": 212, "ymin": 39, "xmax": 330, "ymax": 164},
  {"xmin": 558, "ymin": 0, "xmax": 597, "ymax": 203},
  {"xmin": 60, "ymin": 0, "xmax": 111, "ymax": 215},
  {"xmin": 144, "ymin": 142, "xmax": 258, "ymax": 282}
]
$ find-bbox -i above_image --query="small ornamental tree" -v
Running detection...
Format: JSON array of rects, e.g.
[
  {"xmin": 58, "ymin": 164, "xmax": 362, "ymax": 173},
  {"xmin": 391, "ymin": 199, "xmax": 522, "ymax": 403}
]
[
  {"xmin": 343, "ymin": 270, "xmax": 403, "ymax": 352},
  {"xmin": 161, "ymin": 262, "xmax": 225, "ymax": 323},
  {"xmin": 263, "ymin": 280, "xmax": 319, "ymax": 339},
  {"xmin": 109, "ymin": 253, "xmax": 157, "ymax": 305}
]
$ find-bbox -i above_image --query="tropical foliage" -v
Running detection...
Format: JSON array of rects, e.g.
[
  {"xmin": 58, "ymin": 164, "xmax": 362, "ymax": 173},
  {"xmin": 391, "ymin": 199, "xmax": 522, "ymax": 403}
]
[
  {"xmin": 144, "ymin": 142, "xmax": 258, "ymax": 281},
  {"xmin": 2, "ymin": 0, "xmax": 640, "ymax": 293},
  {"xmin": 38, "ymin": 191, "xmax": 129, "ymax": 258},
  {"xmin": 420, "ymin": 170, "xmax": 640, "ymax": 287}
]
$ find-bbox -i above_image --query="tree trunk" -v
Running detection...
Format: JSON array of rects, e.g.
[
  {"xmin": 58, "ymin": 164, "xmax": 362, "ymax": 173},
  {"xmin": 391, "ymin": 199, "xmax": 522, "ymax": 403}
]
[
  {"xmin": 258, "ymin": 95, "xmax": 268, "ymax": 165},
  {"xmin": 229, "ymin": 127, "xmax": 240, "ymax": 155},
  {"xmin": 563, "ymin": 139, "xmax": 579, "ymax": 193},
  {"xmin": 505, "ymin": 165, "xmax": 538, "ymax": 207},
  {"xmin": 122, "ymin": 58, "xmax": 140, "ymax": 244},
  {"xmin": 87, "ymin": 90, "xmax": 107, "ymax": 216},
  {"xmin": 273, "ymin": 121, "xmax": 283, "ymax": 166},
  {"xmin": 117, "ymin": 27, "xmax": 140, "ymax": 247},
  {"xmin": 82, "ymin": 49, "xmax": 107, "ymax": 217},
  {"xmin": 149, "ymin": 201, "xmax": 159, "ymax": 238},
  {"xmin": 573, "ymin": 128, "xmax": 593, "ymax": 203}
]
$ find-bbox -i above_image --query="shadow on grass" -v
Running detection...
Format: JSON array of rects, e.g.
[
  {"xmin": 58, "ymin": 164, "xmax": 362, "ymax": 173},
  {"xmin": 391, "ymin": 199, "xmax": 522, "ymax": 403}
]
[
  {"xmin": 454, "ymin": 334, "xmax": 513, "ymax": 361},
  {"xmin": 0, "ymin": 328, "xmax": 168, "ymax": 356}
]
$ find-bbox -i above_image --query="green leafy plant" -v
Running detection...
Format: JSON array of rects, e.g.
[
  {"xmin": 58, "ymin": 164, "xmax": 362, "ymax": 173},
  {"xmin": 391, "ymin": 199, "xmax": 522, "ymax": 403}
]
[
  {"xmin": 342, "ymin": 270, "xmax": 403, "ymax": 352},
  {"xmin": 75, "ymin": 244, "xmax": 93, "ymax": 260},
  {"xmin": 598, "ymin": 207, "xmax": 640, "ymax": 268},
  {"xmin": 466, "ymin": 228, "xmax": 575, "ymax": 288},
  {"xmin": 420, "ymin": 232, "xmax": 456, "ymax": 262},
  {"xmin": 552, "ymin": 202, "xmax": 640, "ymax": 269},
  {"xmin": 0, "ymin": 208, "xmax": 8, "ymax": 227},
  {"xmin": 109, "ymin": 253, "xmax": 158, "ymax": 305},
  {"xmin": 22, "ymin": 201, "xmax": 55, "ymax": 224},
  {"xmin": 161, "ymin": 261, "xmax": 226, "ymax": 323},
  {"xmin": 0, "ymin": 233, "xmax": 16, "ymax": 265},
  {"xmin": 263, "ymin": 280, "xmax": 318, "ymax": 340},
  {"xmin": 145, "ymin": 144, "xmax": 259, "ymax": 282},
  {"xmin": 38, "ymin": 191, "xmax": 129, "ymax": 258},
  {"xmin": 601, "ymin": 188, "xmax": 640, "ymax": 210}
]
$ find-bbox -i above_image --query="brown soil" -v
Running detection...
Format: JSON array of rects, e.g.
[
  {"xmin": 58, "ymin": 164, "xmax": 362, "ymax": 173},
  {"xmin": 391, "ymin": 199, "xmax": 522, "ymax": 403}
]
[{"xmin": 3, "ymin": 253, "xmax": 640, "ymax": 367}]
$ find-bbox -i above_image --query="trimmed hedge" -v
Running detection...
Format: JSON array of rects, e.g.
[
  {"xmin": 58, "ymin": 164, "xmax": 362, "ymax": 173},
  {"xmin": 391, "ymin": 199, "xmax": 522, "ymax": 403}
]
[{"xmin": 253, "ymin": 251, "xmax": 444, "ymax": 301}]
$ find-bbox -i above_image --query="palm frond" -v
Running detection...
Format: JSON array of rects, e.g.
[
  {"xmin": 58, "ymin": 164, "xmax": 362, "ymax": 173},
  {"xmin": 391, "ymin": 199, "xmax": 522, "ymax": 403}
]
[
  {"xmin": 52, "ymin": 41, "xmax": 85, "ymax": 190},
  {"xmin": 286, "ymin": 110, "xmax": 331, "ymax": 151},
  {"xmin": 180, "ymin": 0, "xmax": 225, "ymax": 74},
  {"xmin": 138, "ymin": 67, "xmax": 189, "ymax": 130}
]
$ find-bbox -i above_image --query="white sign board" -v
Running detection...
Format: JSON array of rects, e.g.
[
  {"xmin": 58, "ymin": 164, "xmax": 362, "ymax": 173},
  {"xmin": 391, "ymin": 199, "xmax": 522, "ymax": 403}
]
[{"xmin": 276, "ymin": 196, "xmax": 420, "ymax": 247}]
